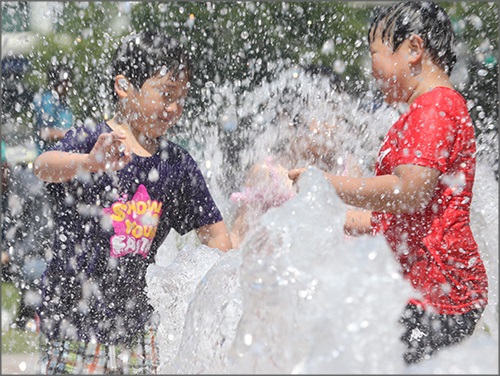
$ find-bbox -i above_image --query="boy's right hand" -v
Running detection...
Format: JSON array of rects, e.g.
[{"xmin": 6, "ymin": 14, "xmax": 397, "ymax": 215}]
[{"xmin": 87, "ymin": 131, "xmax": 132, "ymax": 172}]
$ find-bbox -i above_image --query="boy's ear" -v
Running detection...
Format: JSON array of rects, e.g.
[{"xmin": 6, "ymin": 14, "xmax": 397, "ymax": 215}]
[
  {"xmin": 114, "ymin": 75, "xmax": 130, "ymax": 99},
  {"xmin": 408, "ymin": 34, "xmax": 424, "ymax": 63}
]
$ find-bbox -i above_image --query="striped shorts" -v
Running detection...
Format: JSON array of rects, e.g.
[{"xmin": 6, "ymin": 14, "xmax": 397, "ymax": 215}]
[{"xmin": 38, "ymin": 327, "xmax": 160, "ymax": 374}]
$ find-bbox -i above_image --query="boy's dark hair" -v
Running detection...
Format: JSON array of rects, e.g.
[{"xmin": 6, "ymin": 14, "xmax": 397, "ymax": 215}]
[
  {"xmin": 111, "ymin": 31, "xmax": 192, "ymax": 102},
  {"xmin": 48, "ymin": 63, "xmax": 72, "ymax": 87},
  {"xmin": 368, "ymin": 1, "xmax": 457, "ymax": 74}
]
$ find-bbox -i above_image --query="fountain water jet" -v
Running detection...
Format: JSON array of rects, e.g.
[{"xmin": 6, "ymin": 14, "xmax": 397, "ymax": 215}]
[{"xmin": 146, "ymin": 67, "xmax": 498, "ymax": 374}]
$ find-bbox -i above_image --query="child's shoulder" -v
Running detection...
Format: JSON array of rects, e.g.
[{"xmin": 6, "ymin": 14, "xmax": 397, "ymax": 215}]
[
  {"xmin": 72, "ymin": 120, "xmax": 111, "ymax": 137},
  {"xmin": 411, "ymin": 87, "xmax": 468, "ymax": 119},
  {"xmin": 62, "ymin": 120, "xmax": 111, "ymax": 144},
  {"xmin": 160, "ymin": 138, "xmax": 190, "ymax": 155},
  {"xmin": 158, "ymin": 139, "xmax": 198, "ymax": 164},
  {"xmin": 415, "ymin": 87, "xmax": 465, "ymax": 108}
]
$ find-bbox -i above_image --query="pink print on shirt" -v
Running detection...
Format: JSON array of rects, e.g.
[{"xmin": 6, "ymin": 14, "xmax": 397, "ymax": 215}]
[{"xmin": 103, "ymin": 184, "xmax": 163, "ymax": 259}]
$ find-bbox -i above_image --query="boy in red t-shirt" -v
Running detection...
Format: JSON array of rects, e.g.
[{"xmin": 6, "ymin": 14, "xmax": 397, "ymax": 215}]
[{"xmin": 289, "ymin": 0, "xmax": 488, "ymax": 365}]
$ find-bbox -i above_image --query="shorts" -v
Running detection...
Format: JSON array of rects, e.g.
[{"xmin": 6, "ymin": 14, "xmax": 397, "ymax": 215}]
[
  {"xmin": 38, "ymin": 326, "xmax": 160, "ymax": 374},
  {"xmin": 399, "ymin": 303, "xmax": 484, "ymax": 365}
]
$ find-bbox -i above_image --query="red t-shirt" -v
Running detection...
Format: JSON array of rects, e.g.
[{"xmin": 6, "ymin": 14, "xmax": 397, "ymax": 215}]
[{"xmin": 371, "ymin": 87, "xmax": 488, "ymax": 315}]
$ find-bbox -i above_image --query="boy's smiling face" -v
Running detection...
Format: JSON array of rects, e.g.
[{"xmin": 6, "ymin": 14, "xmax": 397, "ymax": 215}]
[
  {"xmin": 369, "ymin": 29, "xmax": 413, "ymax": 105},
  {"xmin": 124, "ymin": 69, "xmax": 190, "ymax": 139}
]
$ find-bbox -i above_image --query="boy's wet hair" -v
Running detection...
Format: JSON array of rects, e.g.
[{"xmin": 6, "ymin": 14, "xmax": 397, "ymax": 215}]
[
  {"xmin": 111, "ymin": 31, "xmax": 192, "ymax": 102},
  {"xmin": 48, "ymin": 63, "xmax": 72, "ymax": 87},
  {"xmin": 368, "ymin": 1, "xmax": 457, "ymax": 74}
]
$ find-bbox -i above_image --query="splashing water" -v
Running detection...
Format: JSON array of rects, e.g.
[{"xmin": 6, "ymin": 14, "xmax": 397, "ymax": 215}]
[{"xmin": 146, "ymin": 68, "xmax": 499, "ymax": 374}]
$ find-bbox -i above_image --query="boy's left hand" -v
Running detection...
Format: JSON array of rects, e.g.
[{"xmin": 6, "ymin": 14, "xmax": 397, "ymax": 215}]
[{"xmin": 87, "ymin": 131, "xmax": 132, "ymax": 173}]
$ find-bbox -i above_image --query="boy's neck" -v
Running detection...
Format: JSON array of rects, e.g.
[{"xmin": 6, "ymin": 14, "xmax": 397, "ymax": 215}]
[{"xmin": 407, "ymin": 65, "xmax": 454, "ymax": 105}]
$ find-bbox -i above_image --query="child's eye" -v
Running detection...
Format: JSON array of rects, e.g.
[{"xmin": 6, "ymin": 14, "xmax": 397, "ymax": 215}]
[{"xmin": 161, "ymin": 91, "xmax": 175, "ymax": 103}]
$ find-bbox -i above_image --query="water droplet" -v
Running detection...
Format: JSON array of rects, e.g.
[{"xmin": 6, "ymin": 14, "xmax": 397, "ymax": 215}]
[
  {"xmin": 148, "ymin": 168, "xmax": 159, "ymax": 182},
  {"xmin": 244, "ymin": 333, "xmax": 253, "ymax": 345}
]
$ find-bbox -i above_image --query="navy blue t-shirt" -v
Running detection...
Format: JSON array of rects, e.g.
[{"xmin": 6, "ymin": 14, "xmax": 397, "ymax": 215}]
[{"xmin": 38, "ymin": 121, "xmax": 223, "ymax": 344}]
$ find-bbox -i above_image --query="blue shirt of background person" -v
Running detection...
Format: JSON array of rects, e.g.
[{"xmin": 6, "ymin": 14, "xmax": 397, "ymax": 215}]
[
  {"xmin": 1, "ymin": 139, "xmax": 6, "ymax": 164},
  {"xmin": 33, "ymin": 63, "xmax": 74, "ymax": 155}
]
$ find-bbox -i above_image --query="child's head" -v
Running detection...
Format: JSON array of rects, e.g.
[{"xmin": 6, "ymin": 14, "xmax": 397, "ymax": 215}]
[
  {"xmin": 111, "ymin": 31, "xmax": 192, "ymax": 137},
  {"xmin": 111, "ymin": 31, "xmax": 191, "ymax": 101},
  {"xmin": 368, "ymin": 1, "xmax": 456, "ymax": 75},
  {"xmin": 288, "ymin": 118, "xmax": 343, "ymax": 171}
]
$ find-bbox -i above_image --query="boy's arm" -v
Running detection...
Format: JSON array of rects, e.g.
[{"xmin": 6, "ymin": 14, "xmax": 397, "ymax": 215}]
[
  {"xmin": 196, "ymin": 220, "xmax": 233, "ymax": 252},
  {"xmin": 289, "ymin": 164, "xmax": 440, "ymax": 214},
  {"xmin": 328, "ymin": 164, "xmax": 440, "ymax": 214},
  {"xmin": 344, "ymin": 209, "xmax": 373, "ymax": 236},
  {"xmin": 34, "ymin": 131, "xmax": 132, "ymax": 183},
  {"xmin": 40, "ymin": 127, "xmax": 70, "ymax": 142},
  {"xmin": 35, "ymin": 150, "xmax": 97, "ymax": 183},
  {"xmin": 229, "ymin": 205, "xmax": 250, "ymax": 249}
]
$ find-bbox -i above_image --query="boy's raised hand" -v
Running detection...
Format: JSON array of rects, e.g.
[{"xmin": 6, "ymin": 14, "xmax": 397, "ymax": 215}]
[{"xmin": 87, "ymin": 131, "xmax": 132, "ymax": 172}]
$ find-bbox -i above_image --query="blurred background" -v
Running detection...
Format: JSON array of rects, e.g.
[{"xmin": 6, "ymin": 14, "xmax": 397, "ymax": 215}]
[{"xmin": 1, "ymin": 1, "xmax": 498, "ymax": 373}]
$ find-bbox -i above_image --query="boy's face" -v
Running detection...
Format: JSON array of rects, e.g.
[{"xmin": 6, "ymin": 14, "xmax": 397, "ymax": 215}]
[
  {"xmin": 125, "ymin": 70, "xmax": 189, "ymax": 138},
  {"xmin": 369, "ymin": 30, "xmax": 412, "ymax": 105}
]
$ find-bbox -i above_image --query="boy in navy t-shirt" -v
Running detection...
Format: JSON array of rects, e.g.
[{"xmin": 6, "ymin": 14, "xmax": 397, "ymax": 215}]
[{"xmin": 34, "ymin": 31, "xmax": 233, "ymax": 374}]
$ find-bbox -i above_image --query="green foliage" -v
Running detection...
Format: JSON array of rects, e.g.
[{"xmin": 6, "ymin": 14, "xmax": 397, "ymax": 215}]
[
  {"xmin": 1, "ymin": 1, "xmax": 30, "ymax": 32},
  {"xmin": 2, "ymin": 282, "xmax": 21, "ymax": 316},
  {"xmin": 2, "ymin": 326, "xmax": 39, "ymax": 354},
  {"xmin": 1, "ymin": 284, "xmax": 38, "ymax": 355},
  {"xmin": 129, "ymin": 2, "xmax": 373, "ymax": 95},
  {"xmin": 55, "ymin": 2, "xmax": 119, "ymax": 37},
  {"xmin": 25, "ymin": 2, "xmax": 125, "ymax": 123},
  {"xmin": 446, "ymin": 2, "xmax": 499, "ymax": 136},
  {"xmin": 11, "ymin": 1, "xmax": 499, "ymax": 137}
]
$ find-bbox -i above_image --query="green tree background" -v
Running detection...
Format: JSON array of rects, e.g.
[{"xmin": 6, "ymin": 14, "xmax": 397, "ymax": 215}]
[{"xmin": 3, "ymin": 1, "xmax": 498, "ymax": 150}]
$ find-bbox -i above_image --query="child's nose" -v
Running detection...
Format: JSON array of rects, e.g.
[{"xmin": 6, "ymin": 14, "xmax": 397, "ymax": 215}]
[{"xmin": 166, "ymin": 101, "xmax": 178, "ymax": 112}]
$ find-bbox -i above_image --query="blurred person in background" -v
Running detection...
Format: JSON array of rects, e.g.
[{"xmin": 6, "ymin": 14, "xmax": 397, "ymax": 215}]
[
  {"xmin": 3, "ymin": 63, "xmax": 75, "ymax": 330},
  {"xmin": 2, "ymin": 139, "xmax": 12, "ymax": 276},
  {"xmin": 229, "ymin": 65, "xmax": 362, "ymax": 248},
  {"xmin": 33, "ymin": 62, "xmax": 74, "ymax": 154}
]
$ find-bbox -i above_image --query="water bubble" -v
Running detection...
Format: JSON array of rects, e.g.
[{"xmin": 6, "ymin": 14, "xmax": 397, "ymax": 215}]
[
  {"xmin": 333, "ymin": 59, "xmax": 346, "ymax": 74},
  {"xmin": 244, "ymin": 333, "xmax": 253, "ymax": 346},
  {"xmin": 467, "ymin": 14, "xmax": 483, "ymax": 29},
  {"xmin": 159, "ymin": 66, "xmax": 168, "ymax": 77},
  {"xmin": 321, "ymin": 39, "xmax": 335, "ymax": 54},
  {"xmin": 148, "ymin": 167, "xmax": 159, "ymax": 182}
]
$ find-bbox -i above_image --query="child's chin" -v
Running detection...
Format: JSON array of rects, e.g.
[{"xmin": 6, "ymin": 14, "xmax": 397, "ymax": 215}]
[
  {"xmin": 154, "ymin": 119, "xmax": 175, "ymax": 131},
  {"xmin": 382, "ymin": 92, "xmax": 398, "ymax": 105}
]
